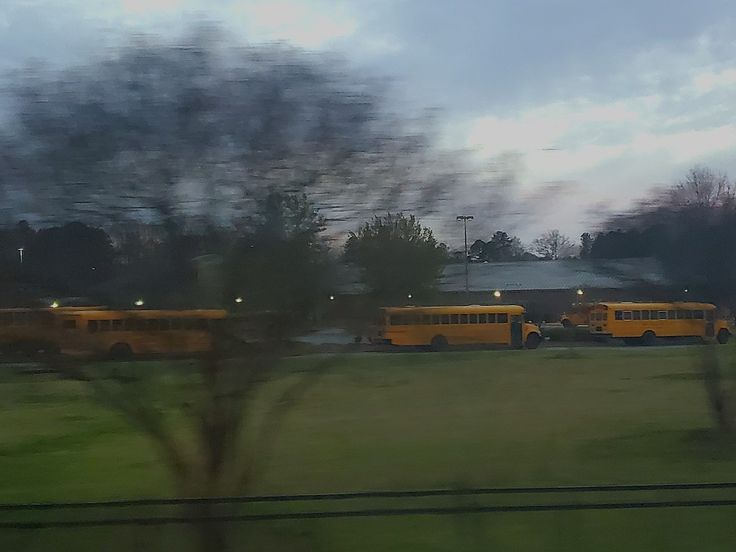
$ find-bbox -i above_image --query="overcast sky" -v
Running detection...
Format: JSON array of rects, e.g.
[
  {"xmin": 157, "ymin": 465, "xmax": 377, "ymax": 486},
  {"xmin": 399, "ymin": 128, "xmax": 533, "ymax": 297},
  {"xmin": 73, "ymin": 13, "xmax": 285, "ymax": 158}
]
[{"xmin": 2, "ymin": 0, "xmax": 736, "ymax": 244}]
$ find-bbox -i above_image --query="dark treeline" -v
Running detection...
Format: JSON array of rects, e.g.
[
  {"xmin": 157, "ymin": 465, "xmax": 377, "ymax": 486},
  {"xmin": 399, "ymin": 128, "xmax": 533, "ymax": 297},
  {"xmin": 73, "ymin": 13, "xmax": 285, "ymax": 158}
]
[
  {"xmin": 0, "ymin": 192, "xmax": 336, "ymax": 315},
  {"xmin": 589, "ymin": 227, "xmax": 666, "ymax": 259},
  {"xmin": 467, "ymin": 231, "xmax": 531, "ymax": 262},
  {"xmin": 592, "ymin": 167, "xmax": 736, "ymax": 309}
]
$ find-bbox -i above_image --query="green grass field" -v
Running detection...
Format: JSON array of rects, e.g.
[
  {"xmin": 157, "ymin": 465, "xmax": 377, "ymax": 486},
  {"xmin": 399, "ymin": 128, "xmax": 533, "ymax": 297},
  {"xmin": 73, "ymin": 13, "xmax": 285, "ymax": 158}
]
[{"xmin": 2, "ymin": 345, "xmax": 736, "ymax": 550}]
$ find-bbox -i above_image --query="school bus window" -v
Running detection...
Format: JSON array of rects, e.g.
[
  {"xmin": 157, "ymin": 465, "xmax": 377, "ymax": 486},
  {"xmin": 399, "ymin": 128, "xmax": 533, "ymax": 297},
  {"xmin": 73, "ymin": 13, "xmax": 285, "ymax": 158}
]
[
  {"xmin": 88, "ymin": 320, "xmax": 98, "ymax": 333},
  {"xmin": 100, "ymin": 320, "xmax": 111, "ymax": 331},
  {"xmin": 135, "ymin": 319, "xmax": 147, "ymax": 331},
  {"xmin": 642, "ymin": 310, "xmax": 650, "ymax": 320},
  {"xmin": 0, "ymin": 313, "xmax": 12, "ymax": 326},
  {"xmin": 112, "ymin": 319, "xmax": 123, "ymax": 331},
  {"xmin": 390, "ymin": 315, "xmax": 405, "ymax": 326},
  {"xmin": 439, "ymin": 314, "xmax": 448, "ymax": 324},
  {"xmin": 459, "ymin": 314, "xmax": 468, "ymax": 324},
  {"xmin": 448, "ymin": 314, "xmax": 458, "ymax": 324},
  {"xmin": 171, "ymin": 318, "xmax": 183, "ymax": 330},
  {"xmin": 694, "ymin": 310, "xmax": 704, "ymax": 320},
  {"xmin": 633, "ymin": 311, "xmax": 641, "ymax": 320},
  {"xmin": 668, "ymin": 311, "xmax": 677, "ymax": 320},
  {"xmin": 684, "ymin": 310, "xmax": 693, "ymax": 319},
  {"xmin": 196, "ymin": 319, "xmax": 209, "ymax": 330},
  {"xmin": 14, "ymin": 312, "xmax": 28, "ymax": 325},
  {"xmin": 469, "ymin": 313, "xmax": 478, "ymax": 324},
  {"xmin": 62, "ymin": 319, "xmax": 76, "ymax": 329},
  {"xmin": 498, "ymin": 313, "xmax": 508, "ymax": 323},
  {"xmin": 487, "ymin": 313, "xmax": 497, "ymax": 323},
  {"xmin": 623, "ymin": 311, "xmax": 632, "ymax": 321},
  {"xmin": 159, "ymin": 319, "xmax": 170, "ymax": 331}
]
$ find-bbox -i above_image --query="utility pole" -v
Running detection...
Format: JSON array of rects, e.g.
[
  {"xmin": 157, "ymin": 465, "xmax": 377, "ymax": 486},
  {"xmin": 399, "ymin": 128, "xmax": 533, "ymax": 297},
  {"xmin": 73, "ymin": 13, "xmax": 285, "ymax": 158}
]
[{"xmin": 456, "ymin": 215, "xmax": 474, "ymax": 300}]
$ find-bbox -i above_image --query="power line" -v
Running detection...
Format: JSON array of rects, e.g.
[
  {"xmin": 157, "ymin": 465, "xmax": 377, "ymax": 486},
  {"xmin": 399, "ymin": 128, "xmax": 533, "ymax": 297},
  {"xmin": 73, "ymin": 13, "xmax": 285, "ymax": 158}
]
[
  {"xmin": 3, "ymin": 498, "xmax": 736, "ymax": 529},
  {"xmin": 3, "ymin": 481, "xmax": 736, "ymax": 511}
]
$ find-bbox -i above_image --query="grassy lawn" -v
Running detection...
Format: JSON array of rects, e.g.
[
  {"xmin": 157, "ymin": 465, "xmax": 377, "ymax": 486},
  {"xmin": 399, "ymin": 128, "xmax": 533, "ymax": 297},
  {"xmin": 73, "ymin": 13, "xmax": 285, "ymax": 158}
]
[{"xmin": 1, "ymin": 345, "xmax": 736, "ymax": 550}]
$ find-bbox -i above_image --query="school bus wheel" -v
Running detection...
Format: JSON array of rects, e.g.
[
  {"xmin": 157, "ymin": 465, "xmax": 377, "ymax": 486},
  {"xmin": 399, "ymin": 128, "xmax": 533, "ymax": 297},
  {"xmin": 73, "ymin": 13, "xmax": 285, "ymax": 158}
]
[
  {"xmin": 525, "ymin": 332, "xmax": 541, "ymax": 349},
  {"xmin": 641, "ymin": 330, "xmax": 657, "ymax": 346},
  {"xmin": 109, "ymin": 342, "xmax": 133, "ymax": 359},
  {"xmin": 430, "ymin": 335, "xmax": 448, "ymax": 352},
  {"xmin": 717, "ymin": 329, "xmax": 730, "ymax": 345}
]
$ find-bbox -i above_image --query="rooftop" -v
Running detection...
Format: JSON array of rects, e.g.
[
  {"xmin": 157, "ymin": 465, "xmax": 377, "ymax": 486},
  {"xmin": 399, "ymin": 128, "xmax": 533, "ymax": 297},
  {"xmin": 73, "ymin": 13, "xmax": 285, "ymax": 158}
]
[{"xmin": 337, "ymin": 258, "xmax": 668, "ymax": 294}]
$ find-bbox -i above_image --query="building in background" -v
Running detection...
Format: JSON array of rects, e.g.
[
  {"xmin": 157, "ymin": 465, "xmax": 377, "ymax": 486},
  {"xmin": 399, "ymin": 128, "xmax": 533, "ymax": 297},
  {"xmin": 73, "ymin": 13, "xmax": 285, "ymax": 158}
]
[{"xmin": 335, "ymin": 258, "xmax": 670, "ymax": 323}]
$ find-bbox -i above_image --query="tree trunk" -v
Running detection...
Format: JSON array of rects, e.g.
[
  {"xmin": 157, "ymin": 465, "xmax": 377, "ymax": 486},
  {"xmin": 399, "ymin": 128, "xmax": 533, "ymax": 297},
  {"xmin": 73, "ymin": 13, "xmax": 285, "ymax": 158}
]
[
  {"xmin": 189, "ymin": 502, "xmax": 228, "ymax": 552},
  {"xmin": 701, "ymin": 345, "xmax": 734, "ymax": 433}
]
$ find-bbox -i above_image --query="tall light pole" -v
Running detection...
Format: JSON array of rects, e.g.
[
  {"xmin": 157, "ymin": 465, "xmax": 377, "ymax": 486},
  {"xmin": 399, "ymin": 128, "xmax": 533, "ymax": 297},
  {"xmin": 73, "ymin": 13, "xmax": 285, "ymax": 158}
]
[
  {"xmin": 456, "ymin": 215, "xmax": 474, "ymax": 299},
  {"xmin": 17, "ymin": 247, "xmax": 24, "ymax": 264}
]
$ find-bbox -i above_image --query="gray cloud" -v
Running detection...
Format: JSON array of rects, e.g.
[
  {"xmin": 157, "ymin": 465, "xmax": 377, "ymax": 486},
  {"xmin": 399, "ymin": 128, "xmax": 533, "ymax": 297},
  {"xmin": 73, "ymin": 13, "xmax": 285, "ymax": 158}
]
[
  {"xmin": 2, "ymin": 0, "xmax": 736, "ymax": 241},
  {"xmin": 338, "ymin": 1, "xmax": 736, "ymax": 110}
]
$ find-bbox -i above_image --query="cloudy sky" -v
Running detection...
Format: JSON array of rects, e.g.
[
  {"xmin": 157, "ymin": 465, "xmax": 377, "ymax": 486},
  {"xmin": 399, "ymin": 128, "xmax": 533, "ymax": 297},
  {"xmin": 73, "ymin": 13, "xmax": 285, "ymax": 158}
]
[{"xmin": 2, "ymin": 0, "xmax": 736, "ymax": 244}]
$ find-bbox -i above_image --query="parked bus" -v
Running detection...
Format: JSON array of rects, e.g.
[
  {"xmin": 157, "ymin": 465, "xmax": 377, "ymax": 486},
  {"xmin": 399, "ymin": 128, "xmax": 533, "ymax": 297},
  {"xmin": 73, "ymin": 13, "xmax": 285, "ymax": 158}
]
[
  {"xmin": 0, "ymin": 308, "xmax": 228, "ymax": 358},
  {"xmin": 371, "ymin": 305, "xmax": 542, "ymax": 350},
  {"xmin": 560, "ymin": 303, "xmax": 594, "ymax": 328},
  {"xmin": 55, "ymin": 309, "xmax": 228, "ymax": 357},
  {"xmin": 587, "ymin": 302, "xmax": 732, "ymax": 345},
  {"xmin": 0, "ymin": 308, "xmax": 60, "ymax": 355}
]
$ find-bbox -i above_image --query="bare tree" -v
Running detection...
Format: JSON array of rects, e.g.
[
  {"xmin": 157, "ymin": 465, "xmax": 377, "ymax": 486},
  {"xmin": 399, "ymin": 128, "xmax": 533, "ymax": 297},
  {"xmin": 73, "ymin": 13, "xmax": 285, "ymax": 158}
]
[
  {"xmin": 0, "ymin": 25, "xmax": 508, "ymax": 239},
  {"xmin": 46, "ymin": 339, "xmax": 337, "ymax": 552},
  {"xmin": 0, "ymin": 27, "xmax": 502, "ymax": 550},
  {"xmin": 531, "ymin": 229, "xmax": 576, "ymax": 260},
  {"xmin": 669, "ymin": 167, "xmax": 734, "ymax": 209}
]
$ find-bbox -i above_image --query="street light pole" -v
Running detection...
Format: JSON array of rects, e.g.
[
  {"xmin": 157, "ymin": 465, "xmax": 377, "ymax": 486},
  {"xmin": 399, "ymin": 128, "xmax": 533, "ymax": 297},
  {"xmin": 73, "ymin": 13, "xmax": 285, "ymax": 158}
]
[
  {"xmin": 456, "ymin": 215, "xmax": 474, "ymax": 300},
  {"xmin": 17, "ymin": 247, "xmax": 24, "ymax": 264}
]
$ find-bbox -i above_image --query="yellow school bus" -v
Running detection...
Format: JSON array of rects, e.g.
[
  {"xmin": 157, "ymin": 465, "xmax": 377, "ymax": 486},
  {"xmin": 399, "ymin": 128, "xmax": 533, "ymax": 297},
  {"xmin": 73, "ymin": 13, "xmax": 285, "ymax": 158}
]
[
  {"xmin": 560, "ymin": 303, "xmax": 594, "ymax": 328},
  {"xmin": 0, "ymin": 308, "xmax": 60, "ymax": 354},
  {"xmin": 0, "ymin": 307, "xmax": 227, "ymax": 357},
  {"xmin": 588, "ymin": 302, "xmax": 732, "ymax": 345},
  {"xmin": 54, "ymin": 309, "xmax": 228, "ymax": 357},
  {"xmin": 372, "ymin": 305, "xmax": 542, "ymax": 350}
]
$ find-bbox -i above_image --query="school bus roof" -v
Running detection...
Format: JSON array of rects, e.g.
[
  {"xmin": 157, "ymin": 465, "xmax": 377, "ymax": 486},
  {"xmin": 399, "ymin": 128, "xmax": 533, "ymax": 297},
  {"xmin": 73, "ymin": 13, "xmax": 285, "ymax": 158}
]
[
  {"xmin": 56, "ymin": 309, "xmax": 228, "ymax": 319},
  {"xmin": 594, "ymin": 302, "xmax": 716, "ymax": 310},
  {"xmin": 381, "ymin": 305, "xmax": 525, "ymax": 314}
]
